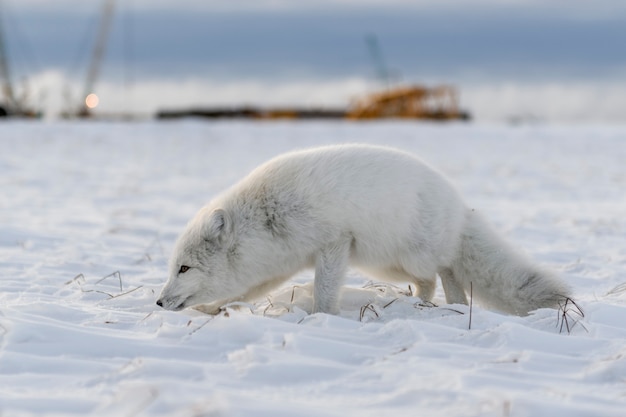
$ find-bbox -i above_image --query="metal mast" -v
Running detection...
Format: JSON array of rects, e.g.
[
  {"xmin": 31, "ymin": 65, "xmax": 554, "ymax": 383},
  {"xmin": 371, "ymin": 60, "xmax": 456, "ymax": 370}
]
[
  {"xmin": 365, "ymin": 34, "xmax": 390, "ymax": 89},
  {"xmin": 0, "ymin": 0, "xmax": 16, "ymax": 112},
  {"xmin": 79, "ymin": 0, "xmax": 115, "ymax": 116}
]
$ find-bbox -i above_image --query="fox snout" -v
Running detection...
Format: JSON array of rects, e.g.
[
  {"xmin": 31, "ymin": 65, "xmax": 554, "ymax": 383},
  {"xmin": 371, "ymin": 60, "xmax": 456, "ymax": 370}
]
[{"xmin": 155, "ymin": 293, "xmax": 190, "ymax": 311}]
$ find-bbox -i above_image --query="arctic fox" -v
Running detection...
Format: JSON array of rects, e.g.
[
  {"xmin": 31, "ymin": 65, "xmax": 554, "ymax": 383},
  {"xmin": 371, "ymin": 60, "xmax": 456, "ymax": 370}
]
[{"xmin": 156, "ymin": 144, "xmax": 570, "ymax": 316}]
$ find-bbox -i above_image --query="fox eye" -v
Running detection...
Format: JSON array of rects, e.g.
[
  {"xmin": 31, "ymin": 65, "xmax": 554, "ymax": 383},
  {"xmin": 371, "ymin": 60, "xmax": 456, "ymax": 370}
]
[{"xmin": 178, "ymin": 265, "xmax": 190, "ymax": 274}]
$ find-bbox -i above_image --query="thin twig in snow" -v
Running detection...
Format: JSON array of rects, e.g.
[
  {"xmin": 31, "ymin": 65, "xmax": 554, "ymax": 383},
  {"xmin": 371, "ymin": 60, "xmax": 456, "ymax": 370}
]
[
  {"xmin": 95, "ymin": 270, "xmax": 123, "ymax": 292},
  {"xmin": 67, "ymin": 271, "xmax": 141, "ymax": 300},
  {"xmin": 140, "ymin": 312, "xmax": 154, "ymax": 322},
  {"xmin": 290, "ymin": 285, "xmax": 306, "ymax": 303},
  {"xmin": 362, "ymin": 281, "xmax": 414, "ymax": 297},
  {"xmin": 80, "ymin": 288, "xmax": 115, "ymax": 298},
  {"xmin": 557, "ymin": 296, "xmax": 586, "ymax": 334},
  {"xmin": 606, "ymin": 282, "xmax": 626, "ymax": 296},
  {"xmin": 65, "ymin": 273, "xmax": 86, "ymax": 285},
  {"xmin": 442, "ymin": 307, "xmax": 465, "ymax": 315},
  {"xmin": 415, "ymin": 300, "xmax": 438, "ymax": 308},
  {"xmin": 359, "ymin": 302, "xmax": 379, "ymax": 322},
  {"xmin": 188, "ymin": 318, "xmax": 214, "ymax": 336},
  {"xmin": 469, "ymin": 281, "xmax": 473, "ymax": 330},
  {"xmin": 108, "ymin": 286, "xmax": 144, "ymax": 299},
  {"xmin": 383, "ymin": 298, "xmax": 399, "ymax": 309},
  {"xmin": 263, "ymin": 297, "xmax": 274, "ymax": 316}
]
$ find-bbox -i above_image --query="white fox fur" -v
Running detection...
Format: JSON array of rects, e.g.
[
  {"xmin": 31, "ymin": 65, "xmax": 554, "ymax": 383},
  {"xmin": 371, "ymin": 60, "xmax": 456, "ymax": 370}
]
[{"xmin": 157, "ymin": 144, "xmax": 570, "ymax": 316}]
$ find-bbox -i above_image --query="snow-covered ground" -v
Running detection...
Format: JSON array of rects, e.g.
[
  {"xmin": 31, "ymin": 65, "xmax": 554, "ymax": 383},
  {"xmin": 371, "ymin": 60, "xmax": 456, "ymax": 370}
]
[{"xmin": 1, "ymin": 120, "xmax": 625, "ymax": 417}]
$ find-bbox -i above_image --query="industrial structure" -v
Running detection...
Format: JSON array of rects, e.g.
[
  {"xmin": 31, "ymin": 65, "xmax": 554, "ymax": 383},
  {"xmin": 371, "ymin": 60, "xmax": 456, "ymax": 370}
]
[
  {"xmin": 0, "ymin": 3, "xmax": 37, "ymax": 118},
  {"xmin": 2, "ymin": 1, "xmax": 470, "ymax": 122},
  {"xmin": 346, "ymin": 85, "xmax": 468, "ymax": 120},
  {"xmin": 66, "ymin": 0, "xmax": 116, "ymax": 118},
  {"xmin": 157, "ymin": 85, "xmax": 469, "ymax": 121},
  {"xmin": 158, "ymin": 34, "xmax": 470, "ymax": 121}
]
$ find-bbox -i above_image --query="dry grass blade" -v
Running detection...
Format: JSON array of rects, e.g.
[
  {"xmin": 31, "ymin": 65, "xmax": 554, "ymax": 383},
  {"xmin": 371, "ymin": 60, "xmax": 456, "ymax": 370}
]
[
  {"xmin": 65, "ymin": 273, "xmax": 86, "ymax": 286},
  {"xmin": 263, "ymin": 297, "xmax": 274, "ymax": 316},
  {"xmin": 415, "ymin": 300, "xmax": 438, "ymax": 308},
  {"xmin": 412, "ymin": 300, "xmax": 463, "ymax": 315},
  {"xmin": 290, "ymin": 285, "xmax": 307, "ymax": 303},
  {"xmin": 262, "ymin": 297, "xmax": 291, "ymax": 316},
  {"xmin": 140, "ymin": 312, "xmax": 154, "ymax": 322},
  {"xmin": 95, "ymin": 271, "xmax": 123, "ymax": 292},
  {"xmin": 108, "ymin": 286, "xmax": 144, "ymax": 299},
  {"xmin": 362, "ymin": 282, "xmax": 389, "ymax": 293},
  {"xmin": 67, "ymin": 271, "xmax": 141, "ymax": 300},
  {"xmin": 606, "ymin": 282, "xmax": 626, "ymax": 296},
  {"xmin": 188, "ymin": 317, "xmax": 214, "ymax": 336},
  {"xmin": 80, "ymin": 288, "xmax": 115, "ymax": 298},
  {"xmin": 383, "ymin": 298, "xmax": 399, "ymax": 309},
  {"xmin": 359, "ymin": 302, "xmax": 379, "ymax": 322},
  {"xmin": 363, "ymin": 281, "xmax": 412, "ymax": 297},
  {"xmin": 442, "ymin": 307, "xmax": 465, "ymax": 315},
  {"xmin": 557, "ymin": 297, "xmax": 587, "ymax": 334},
  {"xmin": 469, "ymin": 281, "xmax": 473, "ymax": 330},
  {"xmin": 78, "ymin": 286, "xmax": 144, "ymax": 300}
]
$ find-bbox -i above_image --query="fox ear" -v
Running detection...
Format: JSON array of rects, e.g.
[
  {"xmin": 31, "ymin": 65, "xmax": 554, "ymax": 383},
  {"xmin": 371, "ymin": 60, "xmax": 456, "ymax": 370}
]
[{"xmin": 205, "ymin": 208, "xmax": 231, "ymax": 243}]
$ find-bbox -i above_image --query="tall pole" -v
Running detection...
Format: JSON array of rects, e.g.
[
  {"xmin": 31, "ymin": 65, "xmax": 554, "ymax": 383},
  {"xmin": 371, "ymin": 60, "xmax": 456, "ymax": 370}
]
[
  {"xmin": 80, "ymin": 0, "xmax": 115, "ymax": 116},
  {"xmin": 365, "ymin": 34, "xmax": 390, "ymax": 89},
  {"xmin": 0, "ymin": 0, "xmax": 16, "ymax": 110}
]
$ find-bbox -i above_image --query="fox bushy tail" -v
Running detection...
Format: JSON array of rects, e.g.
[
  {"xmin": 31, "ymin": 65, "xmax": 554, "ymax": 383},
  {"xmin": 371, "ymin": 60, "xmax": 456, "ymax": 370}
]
[{"xmin": 450, "ymin": 210, "xmax": 571, "ymax": 316}]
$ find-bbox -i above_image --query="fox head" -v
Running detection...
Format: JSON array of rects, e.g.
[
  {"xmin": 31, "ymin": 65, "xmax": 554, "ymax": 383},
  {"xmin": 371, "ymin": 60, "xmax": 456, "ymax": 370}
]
[{"xmin": 156, "ymin": 208, "xmax": 240, "ymax": 311}]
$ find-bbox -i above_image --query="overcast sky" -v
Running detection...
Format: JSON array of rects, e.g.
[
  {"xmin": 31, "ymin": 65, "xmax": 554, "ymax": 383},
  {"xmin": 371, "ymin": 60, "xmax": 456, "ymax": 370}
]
[{"xmin": 2, "ymin": 0, "xmax": 625, "ymax": 121}]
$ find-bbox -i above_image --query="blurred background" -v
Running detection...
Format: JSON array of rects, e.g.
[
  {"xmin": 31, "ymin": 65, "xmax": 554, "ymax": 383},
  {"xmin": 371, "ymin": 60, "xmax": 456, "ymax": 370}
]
[{"xmin": 1, "ymin": 0, "xmax": 625, "ymax": 123}]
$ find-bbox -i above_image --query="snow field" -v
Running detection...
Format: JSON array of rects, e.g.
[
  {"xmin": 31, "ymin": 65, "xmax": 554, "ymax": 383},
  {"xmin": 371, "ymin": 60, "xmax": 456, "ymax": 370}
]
[{"xmin": 0, "ymin": 121, "xmax": 625, "ymax": 416}]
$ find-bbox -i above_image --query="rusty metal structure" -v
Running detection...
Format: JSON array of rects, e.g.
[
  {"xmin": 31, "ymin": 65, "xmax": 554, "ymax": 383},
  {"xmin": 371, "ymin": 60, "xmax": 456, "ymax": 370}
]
[
  {"xmin": 157, "ymin": 31, "xmax": 470, "ymax": 122},
  {"xmin": 347, "ymin": 85, "xmax": 469, "ymax": 120},
  {"xmin": 157, "ymin": 85, "xmax": 470, "ymax": 121}
]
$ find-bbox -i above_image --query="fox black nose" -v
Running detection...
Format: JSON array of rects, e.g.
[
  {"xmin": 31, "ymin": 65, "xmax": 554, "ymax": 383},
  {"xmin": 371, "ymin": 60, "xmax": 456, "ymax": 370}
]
[{"xmin": 156, "ymin": 299, "xmax": 163, "ymax": 307}]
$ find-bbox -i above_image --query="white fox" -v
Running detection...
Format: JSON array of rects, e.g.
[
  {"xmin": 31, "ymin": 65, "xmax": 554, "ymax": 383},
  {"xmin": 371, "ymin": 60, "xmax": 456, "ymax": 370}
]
[{"xmin": 157, "ymin": 144, "xmax": 570, "ymax": 316}]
